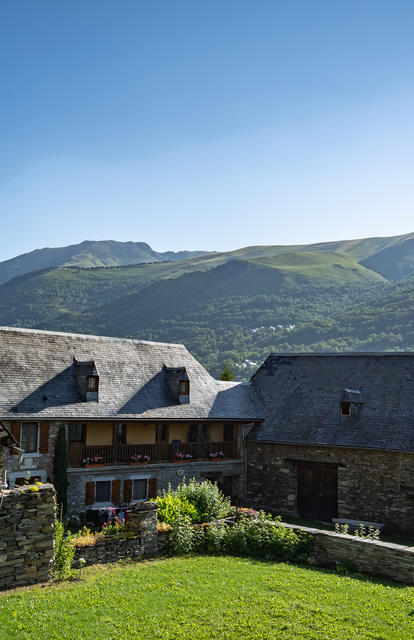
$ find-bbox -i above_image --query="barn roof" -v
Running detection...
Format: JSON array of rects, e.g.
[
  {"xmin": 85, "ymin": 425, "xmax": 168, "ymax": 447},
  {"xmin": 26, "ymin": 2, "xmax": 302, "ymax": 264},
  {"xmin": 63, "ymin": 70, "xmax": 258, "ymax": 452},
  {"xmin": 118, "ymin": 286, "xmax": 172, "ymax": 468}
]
[{"xmin": 247, "ymin": 353, "xmax": 414, "ymax": 452}]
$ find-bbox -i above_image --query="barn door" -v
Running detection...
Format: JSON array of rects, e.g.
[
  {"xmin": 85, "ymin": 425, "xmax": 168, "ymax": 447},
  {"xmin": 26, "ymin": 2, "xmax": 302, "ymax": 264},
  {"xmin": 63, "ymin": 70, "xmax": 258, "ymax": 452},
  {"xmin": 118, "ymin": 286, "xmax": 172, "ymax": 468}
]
[{"xmin": 297, "ymin": 463, "xmax": 338, "ymax": 522}]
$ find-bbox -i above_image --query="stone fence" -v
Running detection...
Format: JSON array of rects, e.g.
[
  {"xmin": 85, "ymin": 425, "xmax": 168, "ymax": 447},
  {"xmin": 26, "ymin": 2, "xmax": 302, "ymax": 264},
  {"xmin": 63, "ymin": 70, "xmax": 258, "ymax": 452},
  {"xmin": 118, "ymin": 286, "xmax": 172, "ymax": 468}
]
[
  {"xmin": 283, "ymin": 522, "xmax": 414, "ymax": 585},
  {"xmin": 0, "ymin": 484, "xmax": 56, "ymax": 590},
  {"xmin": 73, "ymin": 501, "xmax": 158, "ymax": 567}
]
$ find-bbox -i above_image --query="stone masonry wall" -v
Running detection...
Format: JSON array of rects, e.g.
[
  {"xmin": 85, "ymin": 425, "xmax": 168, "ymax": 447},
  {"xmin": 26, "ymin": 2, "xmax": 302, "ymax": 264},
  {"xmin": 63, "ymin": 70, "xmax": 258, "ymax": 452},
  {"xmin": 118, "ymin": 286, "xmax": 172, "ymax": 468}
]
[
  {"xmin": 67, "ymin": 460, "xmax": 244, "ymax": 514},
  {"xmin": 284, "ymin": 523, "xmax": 414, "ymax": 585},
  {"xmin": 246, "ymin": 442, "xmax": 414, "ymax": 535},
  {"xmin": 73, "ymin": 501, "xmax": 158, "ymax": 567},
  {"xmin": 0, "ymin": 484, "xmax": 56, "ymax": 590}
]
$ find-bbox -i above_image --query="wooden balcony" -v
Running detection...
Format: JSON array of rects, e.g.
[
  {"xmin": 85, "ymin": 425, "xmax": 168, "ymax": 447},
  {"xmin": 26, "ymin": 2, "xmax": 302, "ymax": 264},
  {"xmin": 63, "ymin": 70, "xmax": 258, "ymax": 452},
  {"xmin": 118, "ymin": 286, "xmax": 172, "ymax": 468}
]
[{"xmin": 68, "ymin": 441, "xmax": 240, "ymax": 468}]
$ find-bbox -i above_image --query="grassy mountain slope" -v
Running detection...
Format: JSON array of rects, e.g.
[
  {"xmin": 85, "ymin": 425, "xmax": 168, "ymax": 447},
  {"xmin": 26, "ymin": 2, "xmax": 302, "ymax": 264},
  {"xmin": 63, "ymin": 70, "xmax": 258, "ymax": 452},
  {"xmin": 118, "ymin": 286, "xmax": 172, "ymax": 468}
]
[
  {"xmin": 360, "ymin": 233, "xmax": 414, "ymax": 280},
  {"xmin": 0, "ymin": 252, "xmax": 385, "ymax": 378},
  {"xmin": 1, "ymin": 232, "xmax": 414, "ymax": 379},
  {"xmin": 0, "ymin": 240, "xmax": 210, "ymax": 285},
  {"xmin": 2, "ymin": 230, "xmax": 414, "ymax": 287}
]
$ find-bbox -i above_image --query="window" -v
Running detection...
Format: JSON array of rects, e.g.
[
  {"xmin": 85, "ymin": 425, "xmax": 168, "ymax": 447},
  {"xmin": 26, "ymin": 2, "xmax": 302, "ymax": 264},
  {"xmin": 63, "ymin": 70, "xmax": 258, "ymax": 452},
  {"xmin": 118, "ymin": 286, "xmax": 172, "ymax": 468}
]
[
  {"xmin": 223, "ymin": 424, "xmax": 235, "ymax": 442},
  {"xmin": 179, "ymin": 380, "xmax": 189, "ymax": 395},
  {"xmin": 14, "ymin": 475, "xmax": 41, "ymax": 486},
  {"xmin": 340, "ymin": 402, "xmax": 351, "ymax": 416},
  {"xmin": 156, "ymin": 423, "xmax": 169, "ymax": 443},
  {"xmin": 133, "ymin": 479, "xmax": 148, "ymax": 500},
  {"xmin": 117, "ymin": 423, "xmax": 127, "ymax": 445},
  {"xmin": 88, "ymin": 376, "xmax": 98, "ymax": 391},
  {"xmin": 21, "ymin": 423, "xmax": 38, "ymax": 453},
  {"xmin": 69, "ymin": 423, "xmax": 85, "ymax": 443},
  {"xmin": 95, "ymin": 481, "xmax": 111, "ymax": 502}
]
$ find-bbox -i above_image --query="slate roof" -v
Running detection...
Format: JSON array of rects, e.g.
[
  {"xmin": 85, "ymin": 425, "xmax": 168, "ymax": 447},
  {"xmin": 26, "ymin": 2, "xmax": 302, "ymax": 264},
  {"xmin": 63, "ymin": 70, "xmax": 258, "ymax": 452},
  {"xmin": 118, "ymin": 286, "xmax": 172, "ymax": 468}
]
[
  {"xmin": 0, "ymin": 327, "xmax": 262, "ymax": 421},
  {"xmin": 247, "ymin": 353, "xmax": 414, "ymax": 453}
]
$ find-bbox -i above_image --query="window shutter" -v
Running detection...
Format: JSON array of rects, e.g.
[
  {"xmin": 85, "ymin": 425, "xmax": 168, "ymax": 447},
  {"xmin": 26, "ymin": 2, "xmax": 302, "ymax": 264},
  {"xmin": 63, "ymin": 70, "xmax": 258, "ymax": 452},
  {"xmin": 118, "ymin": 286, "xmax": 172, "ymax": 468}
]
[
  {"xmin": 38, "ymin": 423, "xmax": 49, "ymax": 453},
  {"xmin": 124, "ymin": 479, "xmax": 132, "ymax": 503},
  {"xmin": 112, "ymin": 479, "xmax": 121, "ymax": 504},
  {"xmin": 85, "ymin": 481, "xmax": 95, "ymax": 505},
  {"xmin": 11, "ymin": 422, "xmax": 20, "ymax": 446},
  {"xmin": 148, "ymin": 477, "xmax": 157, "ymax": 499}
]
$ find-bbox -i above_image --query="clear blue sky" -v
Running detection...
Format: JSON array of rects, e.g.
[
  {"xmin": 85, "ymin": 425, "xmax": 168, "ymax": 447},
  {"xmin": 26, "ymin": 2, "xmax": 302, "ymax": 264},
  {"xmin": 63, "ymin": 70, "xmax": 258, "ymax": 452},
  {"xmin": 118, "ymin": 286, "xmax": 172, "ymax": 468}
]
[{"xmin": 1, "ymin": 1, "xmax": 414, "ymax": 260}]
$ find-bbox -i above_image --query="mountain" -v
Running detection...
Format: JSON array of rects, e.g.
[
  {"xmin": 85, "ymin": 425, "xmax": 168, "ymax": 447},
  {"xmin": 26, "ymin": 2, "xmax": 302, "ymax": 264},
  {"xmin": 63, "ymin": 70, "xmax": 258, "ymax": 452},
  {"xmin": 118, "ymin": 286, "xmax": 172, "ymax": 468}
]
[
  {"xmin": 1, "ymin": 232, "xmax": 414, "ymax": 379},
  {"xmin": 360, "ymin": 233, "xmax": 414, "ymax": 280},
  {"xmin": 0, "ymin": 240, "xmax": 211, "ymax": 285}
]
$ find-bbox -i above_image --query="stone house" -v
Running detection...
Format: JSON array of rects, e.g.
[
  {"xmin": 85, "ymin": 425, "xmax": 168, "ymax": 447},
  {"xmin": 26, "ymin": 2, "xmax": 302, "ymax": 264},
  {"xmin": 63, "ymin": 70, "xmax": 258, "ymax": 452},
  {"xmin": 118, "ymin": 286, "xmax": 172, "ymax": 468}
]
[
  {"xmin": 246, "ymin": 353, "xmax": 414, "ymax": 535},
  {"xmin": 2, "ymin": 327, "xmax": 414, "ymax": 535},
  {"xmin": 0, "ymin": 327, "xmax": 261, "ymax": 515},
  {"xmin": 0, "ymin": 421, "xmax": 20, "ymax": 488}
]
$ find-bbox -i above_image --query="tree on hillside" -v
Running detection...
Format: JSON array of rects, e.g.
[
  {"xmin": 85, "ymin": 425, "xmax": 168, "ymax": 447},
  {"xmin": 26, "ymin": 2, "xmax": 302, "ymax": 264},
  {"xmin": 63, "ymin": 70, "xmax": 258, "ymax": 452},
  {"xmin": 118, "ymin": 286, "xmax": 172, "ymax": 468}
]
[{"xmin": 219, "ymin": 362, "xmax": 234, "ymax": 381}]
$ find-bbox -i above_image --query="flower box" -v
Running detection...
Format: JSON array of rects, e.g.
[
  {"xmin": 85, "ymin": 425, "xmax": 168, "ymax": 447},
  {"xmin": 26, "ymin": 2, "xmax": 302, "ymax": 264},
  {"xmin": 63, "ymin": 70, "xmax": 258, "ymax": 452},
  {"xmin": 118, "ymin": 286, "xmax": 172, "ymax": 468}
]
[
  {"xmin": 83, "ymin": 463, "xmax": 105, "ymax": 468},
  {"xmin": 128, "ymin": 461, "xmax": 149, "ymax": 466}
]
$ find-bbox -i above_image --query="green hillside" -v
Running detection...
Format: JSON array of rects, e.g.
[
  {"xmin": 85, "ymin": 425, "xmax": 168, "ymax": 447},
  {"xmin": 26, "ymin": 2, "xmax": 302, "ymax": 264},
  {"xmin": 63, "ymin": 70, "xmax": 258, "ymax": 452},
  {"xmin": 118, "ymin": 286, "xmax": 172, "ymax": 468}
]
[
  {"xmin": 1, "ymin": 232, "xmax": 414, "ymax": 379},
  {"xmin": 0, "ymin": 240, "xmax": 210, "ymax": 285},
  {"xmin": 2, "ymin": 230, "xmax": 414, "ymax": 286},
  {"xmin": 360, "ymin": 233, "xmax": 414, "ymax": 280}
]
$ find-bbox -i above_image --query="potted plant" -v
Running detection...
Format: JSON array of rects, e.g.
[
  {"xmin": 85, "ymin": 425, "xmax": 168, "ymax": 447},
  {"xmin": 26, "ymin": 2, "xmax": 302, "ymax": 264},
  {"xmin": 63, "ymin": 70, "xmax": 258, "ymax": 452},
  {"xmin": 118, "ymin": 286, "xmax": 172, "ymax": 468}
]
[
  {"xmin": 128, "ymin": 454, "xmax": 150, "ymax": 465},
  {"xmin": 83, "ymin": 456, "xmax": 104, "ymax": 468},
  {"xmin": 208, "ymin": 451, "xmax": 226, "ymax": 461},
  {"xmin": 172, "ymin": 452, "xmax": 193, "ymax": 463}
]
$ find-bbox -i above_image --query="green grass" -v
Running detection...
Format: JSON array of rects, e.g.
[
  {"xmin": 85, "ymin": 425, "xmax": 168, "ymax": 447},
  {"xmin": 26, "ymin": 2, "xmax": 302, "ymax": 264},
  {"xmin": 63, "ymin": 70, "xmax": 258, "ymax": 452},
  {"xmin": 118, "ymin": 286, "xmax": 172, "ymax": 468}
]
[{"xmin": 1, "ymin": 556, "xmax": 413, "ymax": 639}]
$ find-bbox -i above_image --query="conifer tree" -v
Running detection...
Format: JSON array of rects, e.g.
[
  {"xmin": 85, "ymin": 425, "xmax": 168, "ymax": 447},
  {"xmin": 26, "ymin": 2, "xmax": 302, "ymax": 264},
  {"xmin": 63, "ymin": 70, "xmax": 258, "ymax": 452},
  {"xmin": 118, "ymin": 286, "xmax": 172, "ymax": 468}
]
[
  {"xmin": 53, "ymin": 425, "xmax": 69, "ymax": 515},
  {"xmin": 219, "ymin": 362, "xmax": 234, "ymax": 381}
]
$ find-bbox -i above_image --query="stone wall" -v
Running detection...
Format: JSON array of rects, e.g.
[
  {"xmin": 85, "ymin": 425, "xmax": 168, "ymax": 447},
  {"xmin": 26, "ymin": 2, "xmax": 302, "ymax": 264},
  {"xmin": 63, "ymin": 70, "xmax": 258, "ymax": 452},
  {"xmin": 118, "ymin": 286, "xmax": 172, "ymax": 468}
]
[
  {"xmin": 0, "ymin": 484, "xmax": 56, "ymax": 590},
  {"xmin": 246, "ymin": 442, "xmax": 414, "ymax": 535},
  {"xmin": 67, "ymin": 460, "xmax": 244, "ymax": 514},
  {"xmin": 73, "ymin": 501, "xmax": 159, "ymax": 567},
  {"xmin": 283, "ymin": 522, "xmax": 414, "ymax": 585}
]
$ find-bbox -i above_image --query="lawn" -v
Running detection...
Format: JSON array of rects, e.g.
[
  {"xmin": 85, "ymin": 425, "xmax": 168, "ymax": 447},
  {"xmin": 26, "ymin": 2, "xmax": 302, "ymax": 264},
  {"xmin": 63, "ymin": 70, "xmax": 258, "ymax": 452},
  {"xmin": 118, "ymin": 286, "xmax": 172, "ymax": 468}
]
[{"xmin": 0, "ymin": 556, "xmax": 413, "ymax": 640}]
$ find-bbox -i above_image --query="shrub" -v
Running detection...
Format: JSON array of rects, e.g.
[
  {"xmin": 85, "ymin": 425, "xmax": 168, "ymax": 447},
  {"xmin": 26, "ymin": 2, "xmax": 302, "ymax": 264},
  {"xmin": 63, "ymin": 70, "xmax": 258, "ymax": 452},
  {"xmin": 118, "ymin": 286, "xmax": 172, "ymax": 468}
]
[
  {"xmin": 167, "ymin": 511, "xmax": 312, "ymax": 561},
  {"xmin": 174, "ymin": 478, "xmax": 231, "ymax": 523},
  {"xmin": 154, "ymin": 493, "xmax": 199, "ymax": 525},
  {"xmin": 52, "ymin": 521, "xmax": 75, "ymax": 581},
  {"xmin": 169, "ymin": 515, "xmax": 195, "ymax": 555}
]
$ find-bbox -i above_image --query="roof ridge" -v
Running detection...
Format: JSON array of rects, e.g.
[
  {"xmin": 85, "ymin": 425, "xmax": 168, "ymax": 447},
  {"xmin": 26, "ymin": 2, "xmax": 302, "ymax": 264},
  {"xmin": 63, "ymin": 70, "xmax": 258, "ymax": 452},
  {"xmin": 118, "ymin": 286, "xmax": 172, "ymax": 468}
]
[{"xmin": 0, "ymin": 326, "xmax": 186, "ymax": 349}]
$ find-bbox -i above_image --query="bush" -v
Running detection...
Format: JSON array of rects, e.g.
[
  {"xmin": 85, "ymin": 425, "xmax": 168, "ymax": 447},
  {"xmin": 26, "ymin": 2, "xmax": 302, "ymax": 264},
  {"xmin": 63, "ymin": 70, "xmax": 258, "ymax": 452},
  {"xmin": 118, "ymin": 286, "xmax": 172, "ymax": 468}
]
[
  {"xmin": 169, "ymin": 515, "xmax": 196, "ymax": 555},
  {"xmin": 220, "ymin": 512, "xmax": 312, "ymax": 562},
  {"xmin": 52, "ymin": 521, "xmax": 75, "ymax": 581},
  {"xmin": 166, "ymin": 511, "xmax": 312, "ymax": 561},
  {"xmin": 174, "ymin": 478, "xmax": 231, "ymax": 523},
  {"xmin": 154, "ymin": 492, "xmax": 199, "ymax": 525}
]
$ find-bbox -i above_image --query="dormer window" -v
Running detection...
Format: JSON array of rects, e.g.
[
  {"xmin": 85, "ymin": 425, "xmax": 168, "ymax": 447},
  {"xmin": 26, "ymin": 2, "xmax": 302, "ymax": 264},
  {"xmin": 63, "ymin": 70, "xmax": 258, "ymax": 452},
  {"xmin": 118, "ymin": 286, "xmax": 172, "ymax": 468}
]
[
  {"xmin": 88, "ymin": 376, "xmax": 98, "ymax": 391},
  {"xmin": 180, "ymin": 380, "xmax": 189, "ymax": 395},
  {"xmin": 73, "ymin": 358, "xmax": 99, "ymax": 402},
  {"xmin": 164, "ymin": 366, "xmax": 190, "ymax": 404},
  {"xmin": 340, "ymin": 401, "xmax": 351, "ymax": 416}
]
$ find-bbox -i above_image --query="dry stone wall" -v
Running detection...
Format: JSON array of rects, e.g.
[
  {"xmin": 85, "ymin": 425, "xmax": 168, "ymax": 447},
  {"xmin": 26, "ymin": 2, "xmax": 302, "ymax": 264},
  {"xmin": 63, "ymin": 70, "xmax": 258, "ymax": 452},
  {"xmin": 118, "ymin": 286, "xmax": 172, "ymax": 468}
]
[
  {"xmin": 73, "ymin": 501, "xmax": 158, "ymax": 567},
  {"xmin": 284, "ymin": 522, "xmax": 414, "ymax": 585},
  {"xmin": 0, "ymin": 484, "xmax": 56, "ymax": 590}
]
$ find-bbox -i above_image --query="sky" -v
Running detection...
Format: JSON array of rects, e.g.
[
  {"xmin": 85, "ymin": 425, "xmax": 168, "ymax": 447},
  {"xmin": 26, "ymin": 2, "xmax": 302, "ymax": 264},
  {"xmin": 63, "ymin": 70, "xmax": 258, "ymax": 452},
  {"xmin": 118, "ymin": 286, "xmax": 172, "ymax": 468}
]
[{"xmin": 1, "ymin": 1, "xmax": 414, "ymax": 260}]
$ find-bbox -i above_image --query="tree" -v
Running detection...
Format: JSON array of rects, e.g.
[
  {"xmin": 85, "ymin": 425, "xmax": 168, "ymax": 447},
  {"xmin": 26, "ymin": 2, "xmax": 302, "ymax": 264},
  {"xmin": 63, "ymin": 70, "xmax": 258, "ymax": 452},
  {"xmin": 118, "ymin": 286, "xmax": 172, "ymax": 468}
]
[
  {"xmin": 53, "ymin": 425, "xmax": 69, "ymax": 516},
  {"xmin": 219, "ymin": 362, "xmax": 234, "ymax": 381}
]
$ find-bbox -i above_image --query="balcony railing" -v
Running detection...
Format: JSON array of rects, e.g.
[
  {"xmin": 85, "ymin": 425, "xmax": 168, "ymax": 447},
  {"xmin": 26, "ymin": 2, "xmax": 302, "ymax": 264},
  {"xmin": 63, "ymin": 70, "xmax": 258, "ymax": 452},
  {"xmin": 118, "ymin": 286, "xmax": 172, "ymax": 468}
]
[{"xmin": 68, "ymin": 441, "xmax": 239, "ymax": 468}]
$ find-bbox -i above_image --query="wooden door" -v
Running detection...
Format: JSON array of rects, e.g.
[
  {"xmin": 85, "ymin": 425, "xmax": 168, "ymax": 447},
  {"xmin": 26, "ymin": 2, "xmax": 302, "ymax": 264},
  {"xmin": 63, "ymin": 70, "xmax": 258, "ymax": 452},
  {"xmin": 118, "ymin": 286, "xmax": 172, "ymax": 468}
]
[{"xmin": 297, "ymin": 463, "xmax": 338, "ymax": 521}]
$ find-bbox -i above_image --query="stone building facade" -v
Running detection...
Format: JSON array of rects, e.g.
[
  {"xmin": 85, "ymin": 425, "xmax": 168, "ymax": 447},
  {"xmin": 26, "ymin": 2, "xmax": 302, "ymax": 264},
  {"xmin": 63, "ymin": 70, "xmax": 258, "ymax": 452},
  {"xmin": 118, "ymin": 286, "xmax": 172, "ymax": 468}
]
[
  {"xmin": 2, "ymin": 327, "xmax": 414, "ymax": 536},
  {"xmin": 246, "ymin": 353, "xmax": 414, "ymax": 535},
  {"xmin": 0, "ymin": 327, "xmax": 260, "ymax": 517},
  {"xmin": 246, "ymin": 443, "xmax": 414, "ymax": 534}
]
